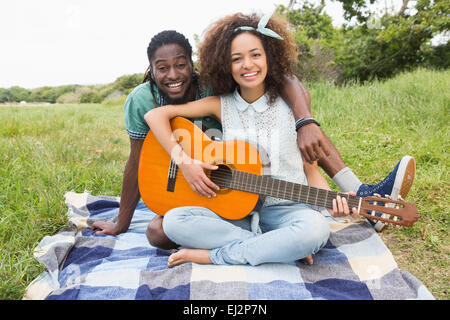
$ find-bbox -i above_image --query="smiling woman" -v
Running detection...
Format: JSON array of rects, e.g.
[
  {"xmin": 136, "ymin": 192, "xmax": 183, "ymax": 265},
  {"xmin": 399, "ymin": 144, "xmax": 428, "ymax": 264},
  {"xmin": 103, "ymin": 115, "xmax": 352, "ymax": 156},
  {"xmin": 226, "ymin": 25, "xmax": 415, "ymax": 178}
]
[
  {"xmin": 230, "ymin": 33, "xmax": 268, "ymax": 103},
  {"xmin": 198, "ymin": 12, "xmax": 296, "ymax": 105}
]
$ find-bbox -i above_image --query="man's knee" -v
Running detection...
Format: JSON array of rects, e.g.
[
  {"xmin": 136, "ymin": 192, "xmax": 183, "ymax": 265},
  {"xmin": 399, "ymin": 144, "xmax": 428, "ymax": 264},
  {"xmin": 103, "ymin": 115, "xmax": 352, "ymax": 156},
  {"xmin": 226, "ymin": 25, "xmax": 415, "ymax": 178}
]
[{"xmin": 146, "ymin": 216, "xmax": 178, "ymax": 250}]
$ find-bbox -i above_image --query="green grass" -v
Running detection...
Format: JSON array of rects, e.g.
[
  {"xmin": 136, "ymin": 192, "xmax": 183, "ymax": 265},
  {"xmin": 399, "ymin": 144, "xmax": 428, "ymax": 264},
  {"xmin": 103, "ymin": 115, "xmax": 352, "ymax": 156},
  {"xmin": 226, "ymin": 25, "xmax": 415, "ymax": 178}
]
[
  {"xmin": 309, "ymin": 68, "xmax": 449, "ymax": 299},
  {"xmin": 1, "ymin": 68, "xmax": 449, "ymax": 299},
  {"xmin": 0, "ymin": 104, "xmax": 128, "ymax": 299}
]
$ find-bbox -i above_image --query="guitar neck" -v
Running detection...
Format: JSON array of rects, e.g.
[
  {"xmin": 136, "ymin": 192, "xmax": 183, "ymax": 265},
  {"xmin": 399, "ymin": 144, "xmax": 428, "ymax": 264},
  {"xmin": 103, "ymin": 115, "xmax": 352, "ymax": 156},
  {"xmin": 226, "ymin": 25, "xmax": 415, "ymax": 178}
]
[{"xmin": 229, "ymin": 170, "xmax": 361, "ymax": 210}]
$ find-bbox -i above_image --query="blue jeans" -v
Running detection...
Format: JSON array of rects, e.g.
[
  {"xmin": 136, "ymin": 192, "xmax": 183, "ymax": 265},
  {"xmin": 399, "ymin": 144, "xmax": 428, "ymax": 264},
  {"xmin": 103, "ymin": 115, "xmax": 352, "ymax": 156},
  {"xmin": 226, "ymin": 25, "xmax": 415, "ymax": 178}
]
[{"xmin": 162, "ymin": 202, "xmax": 330, "ymax": 266}]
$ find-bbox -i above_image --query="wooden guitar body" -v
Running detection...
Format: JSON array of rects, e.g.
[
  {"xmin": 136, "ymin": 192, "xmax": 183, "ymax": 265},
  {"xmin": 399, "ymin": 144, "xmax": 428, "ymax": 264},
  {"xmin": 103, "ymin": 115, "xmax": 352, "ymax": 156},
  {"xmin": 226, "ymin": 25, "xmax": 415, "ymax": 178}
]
[{"xmin": 138, "ymin": 116, "xmax": 262, "ymax": 220}]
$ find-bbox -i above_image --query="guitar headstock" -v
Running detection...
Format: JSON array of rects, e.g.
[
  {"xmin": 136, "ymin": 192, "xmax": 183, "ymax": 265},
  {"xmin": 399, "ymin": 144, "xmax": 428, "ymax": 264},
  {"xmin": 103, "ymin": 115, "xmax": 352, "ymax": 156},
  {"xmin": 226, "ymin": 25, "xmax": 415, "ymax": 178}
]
[{"xmin": 359, "ymin": 195, "xmax": 419, "ymax": 227}]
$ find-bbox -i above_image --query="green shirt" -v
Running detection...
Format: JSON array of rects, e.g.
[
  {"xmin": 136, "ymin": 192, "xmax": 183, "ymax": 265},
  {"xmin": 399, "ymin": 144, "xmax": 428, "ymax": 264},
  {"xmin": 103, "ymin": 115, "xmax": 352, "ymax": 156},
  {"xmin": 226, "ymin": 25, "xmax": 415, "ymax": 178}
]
[{"xmin": 124, "ymin": 81, "xmax": 222, "ymax": 140}]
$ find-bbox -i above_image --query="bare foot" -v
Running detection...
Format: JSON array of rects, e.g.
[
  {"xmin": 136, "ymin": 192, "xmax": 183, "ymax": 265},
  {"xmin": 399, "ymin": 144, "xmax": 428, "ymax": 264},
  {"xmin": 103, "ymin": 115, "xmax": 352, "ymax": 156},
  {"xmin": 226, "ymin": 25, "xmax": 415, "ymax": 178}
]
[
  {"xmin": 301, "ymin": 254, "xmax": 314, "ymax": 265},
  {"xmin": 168, "ymin": 248, "xmax": 212, "ymax": 267}
]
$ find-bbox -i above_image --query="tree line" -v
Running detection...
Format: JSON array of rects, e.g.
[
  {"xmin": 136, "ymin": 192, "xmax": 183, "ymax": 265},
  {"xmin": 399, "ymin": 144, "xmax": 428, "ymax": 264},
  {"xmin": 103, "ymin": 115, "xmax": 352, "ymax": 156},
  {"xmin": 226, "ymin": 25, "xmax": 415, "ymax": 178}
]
[
  {"xmin": 1, "ymin": 0, "xmax": 448, "ymax": 104},
  {"xmin": 0, "ymin": 73, "xmax": 143, "ymax": 104},
  {"xmin": 281, "ymin": 0, "xmax": 448, "ymax": 83}
]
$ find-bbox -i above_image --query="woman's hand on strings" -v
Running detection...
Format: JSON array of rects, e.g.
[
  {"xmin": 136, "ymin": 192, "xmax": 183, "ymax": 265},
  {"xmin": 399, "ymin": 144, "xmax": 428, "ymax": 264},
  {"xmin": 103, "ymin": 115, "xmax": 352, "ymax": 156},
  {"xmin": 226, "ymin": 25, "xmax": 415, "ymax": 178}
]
[
  {"xmin": 329, "ymin": 192, "xmax": 359, "ymax": 219},
  {"xmin": 178, "ymin": 157, "xmax": 220, "ymax": 198}
]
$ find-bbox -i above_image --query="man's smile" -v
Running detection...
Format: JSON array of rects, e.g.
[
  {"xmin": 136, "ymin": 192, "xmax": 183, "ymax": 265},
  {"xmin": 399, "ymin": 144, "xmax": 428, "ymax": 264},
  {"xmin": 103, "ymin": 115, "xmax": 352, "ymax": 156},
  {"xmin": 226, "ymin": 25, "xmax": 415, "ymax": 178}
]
[
  {"xmin": 165, "ymin": 81, "xmax": 186, "ymax": 94},
  {"xmin": 167, "ymin": 81, "xmax": 183, "ymax": 88}
]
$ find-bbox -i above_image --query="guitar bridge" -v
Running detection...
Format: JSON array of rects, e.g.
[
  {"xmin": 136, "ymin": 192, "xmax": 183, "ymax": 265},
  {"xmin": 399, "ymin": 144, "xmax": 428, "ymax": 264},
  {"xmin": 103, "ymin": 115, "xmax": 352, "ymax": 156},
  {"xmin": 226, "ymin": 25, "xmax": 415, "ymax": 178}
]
[{"xmin": 167, "ymin": 159, "xmax": 178, "ymax": 192}]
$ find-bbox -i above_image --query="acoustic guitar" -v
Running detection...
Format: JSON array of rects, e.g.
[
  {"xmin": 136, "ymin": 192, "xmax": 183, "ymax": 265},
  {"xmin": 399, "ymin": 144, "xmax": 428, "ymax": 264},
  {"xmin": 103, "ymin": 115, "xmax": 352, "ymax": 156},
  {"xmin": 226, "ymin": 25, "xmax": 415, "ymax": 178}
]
[{"xmin": 138, "ymin": 117, "xmax": 419, "ymax": 227}]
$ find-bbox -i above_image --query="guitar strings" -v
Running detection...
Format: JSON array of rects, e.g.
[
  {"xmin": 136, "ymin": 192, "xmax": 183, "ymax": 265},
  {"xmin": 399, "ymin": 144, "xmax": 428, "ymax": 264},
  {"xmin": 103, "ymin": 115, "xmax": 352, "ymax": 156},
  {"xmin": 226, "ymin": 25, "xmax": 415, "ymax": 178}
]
[
  {"xmin": 174, "ymin": 169, "xmax": 348, "ymax": 203},
  {"xmin": 163, "ymin": 170, "xmax": 400, "ymax": 220},
  {"xmin": 162, "ymin": 168, "xmax": 361, "ymax": 209}
]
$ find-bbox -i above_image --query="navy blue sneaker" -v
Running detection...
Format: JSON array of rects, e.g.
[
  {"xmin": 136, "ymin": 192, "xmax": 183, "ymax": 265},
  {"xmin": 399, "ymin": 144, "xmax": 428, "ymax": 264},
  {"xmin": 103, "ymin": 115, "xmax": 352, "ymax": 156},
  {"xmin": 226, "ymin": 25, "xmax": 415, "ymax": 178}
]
[{"xmin": 356, "ymin": 156, "xmax": 415, "ymax": 231}]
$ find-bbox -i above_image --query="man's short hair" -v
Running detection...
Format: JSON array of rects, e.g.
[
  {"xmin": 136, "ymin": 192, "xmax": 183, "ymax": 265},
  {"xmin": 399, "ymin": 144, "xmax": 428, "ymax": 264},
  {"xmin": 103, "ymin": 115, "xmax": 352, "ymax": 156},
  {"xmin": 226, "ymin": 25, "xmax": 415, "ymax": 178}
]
[{"xmin": 147, "ymin": 30, "xmax": 193, "ymax": 63}]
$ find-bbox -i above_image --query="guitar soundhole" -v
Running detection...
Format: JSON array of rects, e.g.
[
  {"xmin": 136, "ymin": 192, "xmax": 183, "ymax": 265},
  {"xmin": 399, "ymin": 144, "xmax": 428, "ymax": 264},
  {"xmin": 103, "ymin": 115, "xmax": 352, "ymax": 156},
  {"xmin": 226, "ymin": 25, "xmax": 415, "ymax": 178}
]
[{"xmin": 210, "ymin": 164, "xmax": 232, "ymax": 189}]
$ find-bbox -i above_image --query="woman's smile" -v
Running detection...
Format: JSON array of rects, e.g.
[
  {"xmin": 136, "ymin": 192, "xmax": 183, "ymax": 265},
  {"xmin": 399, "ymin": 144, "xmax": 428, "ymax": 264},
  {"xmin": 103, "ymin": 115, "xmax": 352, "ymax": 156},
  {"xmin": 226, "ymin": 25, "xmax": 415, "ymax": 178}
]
[
  {"xmin": 241, "ymin": 71, "xmax": 260, "ymax": 80},
  {"xmin": 231, "ymin": 32, "xmax": 268, "ymax": 103}
]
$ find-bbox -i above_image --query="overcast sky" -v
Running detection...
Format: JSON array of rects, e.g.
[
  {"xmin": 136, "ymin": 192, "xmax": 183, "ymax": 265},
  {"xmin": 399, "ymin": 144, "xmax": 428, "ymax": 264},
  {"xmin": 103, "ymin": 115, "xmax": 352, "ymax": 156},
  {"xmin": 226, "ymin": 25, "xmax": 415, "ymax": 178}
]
[{"xmin": 0, "ymin": 0, "xmax": 353, "ymax": 89}]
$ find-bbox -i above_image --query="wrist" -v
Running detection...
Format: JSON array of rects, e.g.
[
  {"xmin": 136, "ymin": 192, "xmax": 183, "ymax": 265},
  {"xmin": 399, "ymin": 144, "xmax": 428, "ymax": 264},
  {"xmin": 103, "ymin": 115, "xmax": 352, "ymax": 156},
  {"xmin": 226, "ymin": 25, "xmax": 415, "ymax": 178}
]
[
  {"xmin": 115, "ymin": 214, "xmax": 132, "ymax": 233},
  {"xmin": 295, "ymin": 117, "xmax": 320, "ymax": 132},
  {"xmin": 176, "ymin": 152, "xmax": 193, "ymax": 167},
  {"xmin": 294, "ymin": 112, "xmax": 313, "ymax": 121},
  {"xmin": 171, "ymin": 145, "xmax": 191, "ymax": 165},
  {"xmin": 114, "ymin": 222, "xmax": 129, "ymax": 234}
]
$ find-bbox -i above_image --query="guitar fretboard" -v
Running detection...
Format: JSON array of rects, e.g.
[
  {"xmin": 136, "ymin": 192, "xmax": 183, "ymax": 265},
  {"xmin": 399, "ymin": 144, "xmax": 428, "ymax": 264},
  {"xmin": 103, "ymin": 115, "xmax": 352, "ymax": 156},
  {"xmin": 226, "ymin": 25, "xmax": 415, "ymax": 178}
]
[{"xmin": 229, "ymin": 170, "xmax": 361, "ymax": 209}]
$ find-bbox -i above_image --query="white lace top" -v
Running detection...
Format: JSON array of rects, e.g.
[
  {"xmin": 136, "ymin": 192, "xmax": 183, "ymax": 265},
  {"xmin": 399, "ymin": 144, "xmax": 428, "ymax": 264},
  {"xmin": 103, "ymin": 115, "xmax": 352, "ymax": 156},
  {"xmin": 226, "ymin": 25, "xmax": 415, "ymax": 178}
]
[{"xmin": 220, "ymin": 90, "xmax": 308, "ymax": 207}]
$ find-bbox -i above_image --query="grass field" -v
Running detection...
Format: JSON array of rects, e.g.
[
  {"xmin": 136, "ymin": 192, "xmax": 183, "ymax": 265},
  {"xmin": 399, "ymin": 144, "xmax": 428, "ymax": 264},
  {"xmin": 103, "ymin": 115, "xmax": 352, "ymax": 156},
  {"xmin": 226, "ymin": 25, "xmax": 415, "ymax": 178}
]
[{"xmin": 1, "ymin": 68, "xmax": 448, "ymax": 299}]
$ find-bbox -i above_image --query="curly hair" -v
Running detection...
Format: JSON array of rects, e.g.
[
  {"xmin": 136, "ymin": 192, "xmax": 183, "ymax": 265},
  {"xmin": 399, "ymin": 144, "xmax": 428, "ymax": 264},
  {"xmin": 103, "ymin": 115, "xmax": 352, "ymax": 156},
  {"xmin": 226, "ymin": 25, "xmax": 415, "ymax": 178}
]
[{"xmin": 198, "ymin": 12, "xmax": 297, "ymax": 104}]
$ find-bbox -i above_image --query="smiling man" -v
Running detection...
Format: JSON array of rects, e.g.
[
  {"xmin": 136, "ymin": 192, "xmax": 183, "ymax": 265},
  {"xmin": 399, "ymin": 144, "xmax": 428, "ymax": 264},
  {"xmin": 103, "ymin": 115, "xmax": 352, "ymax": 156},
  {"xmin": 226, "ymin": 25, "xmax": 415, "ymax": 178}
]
[
  {"xmin": 150, "ymin": 43, "xmax": 196, "ymax": 104},
  {"xmin": 91, "ymin": 31, "xmax": 222, "ymax": 248}
]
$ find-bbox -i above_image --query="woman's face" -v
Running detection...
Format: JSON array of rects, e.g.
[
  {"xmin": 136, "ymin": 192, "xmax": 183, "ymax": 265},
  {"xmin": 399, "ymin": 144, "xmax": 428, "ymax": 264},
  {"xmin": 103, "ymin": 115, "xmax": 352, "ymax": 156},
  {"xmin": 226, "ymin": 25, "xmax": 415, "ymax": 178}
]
[{"xmin": 230, "ymin": 32, "xmax": 268, "ymax": 94}]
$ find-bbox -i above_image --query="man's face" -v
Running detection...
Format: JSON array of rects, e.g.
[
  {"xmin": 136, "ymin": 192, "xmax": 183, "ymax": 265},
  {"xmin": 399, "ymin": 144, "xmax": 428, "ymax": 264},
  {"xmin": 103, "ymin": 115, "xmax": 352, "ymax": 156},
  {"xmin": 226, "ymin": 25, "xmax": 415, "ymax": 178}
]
[{"xmin": 150, "ymin": 43, "xmax": 194, "ymax": 104}]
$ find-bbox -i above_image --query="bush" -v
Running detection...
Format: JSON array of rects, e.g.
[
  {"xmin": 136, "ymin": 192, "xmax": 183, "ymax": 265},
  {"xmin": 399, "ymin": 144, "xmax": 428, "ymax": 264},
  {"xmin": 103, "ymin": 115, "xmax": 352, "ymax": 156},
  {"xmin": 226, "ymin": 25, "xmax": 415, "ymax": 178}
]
[
  {"xmin": 278, "ymin": 0, "xmax": 449, "ymax": 84},
  {"xmin": 101, "ymin": 95, "xmax": 127, "ymax": 106},
  {"xmin": 423, "ymin": 40, "xmax": 450, "ymax": 69},
  {"xmin": 56, "ymin": 92, "xmax": 79, "ymax": 104},
  {"xmin": 79, "ymin": 91, "xmax": 102, "ymax": 104},
  {"xmin": 113, "ymin": 74, "xmax": 143, "ymax": 94},
  {"xmin": 0, "ymin": 88, "xmax": 10, "ymax": 103},
  {"xmin": 296, "ymin": 40, "xmax": 342, "ymax": 83},
  {"xmin": 278, "ymin": 2, "xmax": 342, "ymax": 83},
  {"xmin": 8, "ymin": 86, "xmax": 31, "ymax": 102},
  {"xmin": 335, "ymin": 15, "xmax": 436, "ymax": 82}
]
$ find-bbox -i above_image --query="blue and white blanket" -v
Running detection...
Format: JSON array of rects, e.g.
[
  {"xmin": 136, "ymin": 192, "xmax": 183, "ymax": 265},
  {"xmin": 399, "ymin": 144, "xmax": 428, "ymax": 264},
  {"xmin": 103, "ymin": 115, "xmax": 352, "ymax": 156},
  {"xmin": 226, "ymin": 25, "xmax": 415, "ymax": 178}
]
[{"xmin": 24, "ymin": 191, "xmax": 434, "ymax": 300}]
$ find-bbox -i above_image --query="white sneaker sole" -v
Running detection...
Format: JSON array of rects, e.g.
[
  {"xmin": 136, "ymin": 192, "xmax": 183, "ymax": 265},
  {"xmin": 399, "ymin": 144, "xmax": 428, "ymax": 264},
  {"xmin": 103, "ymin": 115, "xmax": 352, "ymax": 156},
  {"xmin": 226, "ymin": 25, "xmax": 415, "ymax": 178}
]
[
  {"xmin": 392, "ymin": 155, "xmax": 416, "ymax": 200},
  {"xmin": 374, "ymin": 156, "xmax": 416, "ymax": 232}
]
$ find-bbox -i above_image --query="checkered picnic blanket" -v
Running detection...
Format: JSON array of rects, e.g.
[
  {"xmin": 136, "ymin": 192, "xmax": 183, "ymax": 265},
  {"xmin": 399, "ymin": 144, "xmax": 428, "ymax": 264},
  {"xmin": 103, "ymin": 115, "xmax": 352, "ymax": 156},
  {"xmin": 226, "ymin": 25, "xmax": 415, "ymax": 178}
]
[{"xmin": 24, "ymin": 191, "xmax": 434, "ymax": 300}]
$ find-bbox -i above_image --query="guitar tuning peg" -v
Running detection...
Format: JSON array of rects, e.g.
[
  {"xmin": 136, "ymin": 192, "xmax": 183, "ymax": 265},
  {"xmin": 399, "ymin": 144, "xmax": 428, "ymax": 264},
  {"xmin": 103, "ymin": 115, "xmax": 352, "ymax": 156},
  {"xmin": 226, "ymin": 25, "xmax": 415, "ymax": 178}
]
[
  {"xmin": 384, "ymin": 194, "xmax": 392, "ymax": 199},
  {"xmin": 397, "ymin": 195, "xmax": 404, "ymax": 201},
  {"xmin": 371, "ymin": 193, "xmax": 380, "ymax": 206}
]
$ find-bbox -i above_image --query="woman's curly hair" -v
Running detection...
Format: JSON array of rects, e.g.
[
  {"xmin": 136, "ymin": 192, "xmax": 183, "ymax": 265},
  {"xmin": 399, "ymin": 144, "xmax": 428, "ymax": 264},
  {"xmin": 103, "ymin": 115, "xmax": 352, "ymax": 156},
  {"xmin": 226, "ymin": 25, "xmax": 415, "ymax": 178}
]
[{"xmin": 198, "ymin": 12, "xmax": 297, "ymax": 104}]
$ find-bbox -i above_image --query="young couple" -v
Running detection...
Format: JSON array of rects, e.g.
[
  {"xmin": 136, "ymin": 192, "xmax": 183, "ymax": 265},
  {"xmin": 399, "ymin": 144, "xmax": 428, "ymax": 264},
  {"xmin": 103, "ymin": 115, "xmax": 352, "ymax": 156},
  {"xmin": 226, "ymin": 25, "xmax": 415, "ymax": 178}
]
[{"xmin": 92, "ymin": 11, "xmax": 416, "ymax": 268}]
